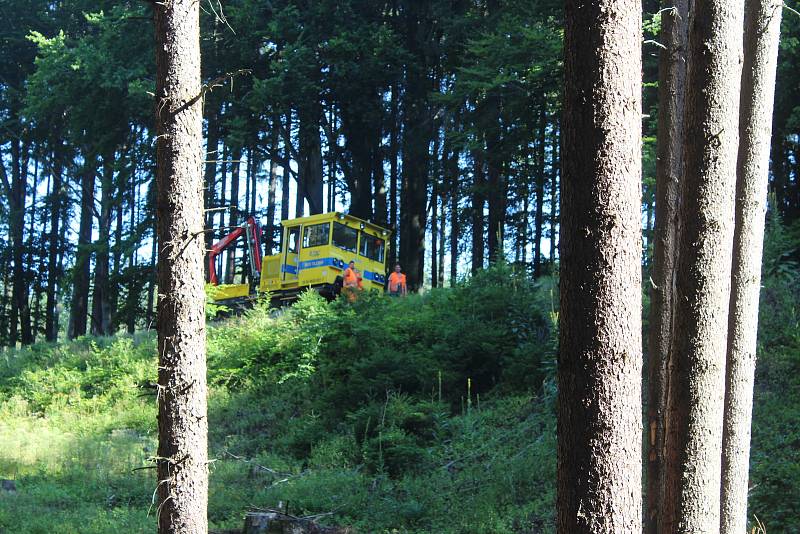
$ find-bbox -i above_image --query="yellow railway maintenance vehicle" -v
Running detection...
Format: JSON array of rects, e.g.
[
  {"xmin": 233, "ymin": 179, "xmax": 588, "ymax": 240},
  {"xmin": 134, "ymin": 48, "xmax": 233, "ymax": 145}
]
[{"xmin": 207, "ymin": 212, "xmax": 391, "ymax": 308}]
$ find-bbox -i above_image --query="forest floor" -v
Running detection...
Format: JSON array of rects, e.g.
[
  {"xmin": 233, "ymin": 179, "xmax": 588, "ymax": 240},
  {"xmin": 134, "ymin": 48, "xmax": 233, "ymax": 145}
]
[{"xmin": 0, "ymin": 264, "xmax": 797, "ymax": 533}]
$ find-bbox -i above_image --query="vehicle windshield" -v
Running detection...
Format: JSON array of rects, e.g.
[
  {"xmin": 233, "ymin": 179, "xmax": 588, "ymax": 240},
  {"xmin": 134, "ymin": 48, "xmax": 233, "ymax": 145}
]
[
  {"xmin": 332, "ymin": 222, "xmax": 358, "ymax": 252},
  {"xmin": 303, "ymin": 222, "xmax": 330, "ymax": 248},
  {"xmin": 359, "ymin": 232, "xmax": 385, "ymax": 263}
]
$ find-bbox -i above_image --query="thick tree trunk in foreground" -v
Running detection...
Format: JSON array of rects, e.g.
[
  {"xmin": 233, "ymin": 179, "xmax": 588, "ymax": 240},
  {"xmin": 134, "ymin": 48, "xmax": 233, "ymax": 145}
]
[
  {"xmin": 665, "ymin": 2, "xmax": 744, "ymax": 532},
  {"xmin": 153, "ymin": 0, "xmax": 208, "ymax": 531},
  {"xmin": 558, "ymin": 1, "xmax": 643, "ymax": 532},
  {"xmin": 647, "ymin": 1, "xmax": 689, "ymax": 531},
  {"xmin": 720, "ymin": 2, "xmax": 782, "ymax": 532}
]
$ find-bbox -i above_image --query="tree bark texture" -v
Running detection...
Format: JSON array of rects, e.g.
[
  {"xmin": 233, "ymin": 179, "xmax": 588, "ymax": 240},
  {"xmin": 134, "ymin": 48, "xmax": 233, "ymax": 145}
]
[
  {"xmin": 665, "ymin": 1, "xmax": 744, "ymax": 532},
  {"xmin": 647, "ymin": 1, "xmax": 689, "ymax": 531},
  {"xmin": 559, "ymin": 1, "xmax": 643, "ymax": 532},
  {"xmin": 153, "ymin": 0, "xmax": 208, "ymax": 531},
  {"xmin": 720, "ymin": 1, "xmax": 782, "ymax": 532}
]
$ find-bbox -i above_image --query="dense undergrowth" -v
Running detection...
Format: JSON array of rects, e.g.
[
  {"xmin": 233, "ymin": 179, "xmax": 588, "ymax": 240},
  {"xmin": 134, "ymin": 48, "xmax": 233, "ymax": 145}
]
[
  {"xmin": 0, "ymin": 218, "xmax": 798, "ymax": 533},
  {"xmin": 0, "ymin": 266, "xmax": 559, "ymax": 533}
]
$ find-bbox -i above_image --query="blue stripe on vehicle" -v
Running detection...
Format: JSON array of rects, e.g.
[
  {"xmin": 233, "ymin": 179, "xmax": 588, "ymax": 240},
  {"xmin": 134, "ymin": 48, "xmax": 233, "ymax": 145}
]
[
  {"xmin": 294, "ymin": 258, "xmax": 383, "ymax": 283},
  {"xmin": 298, "ymin": 257, "xmax": 338, "ymax": 270},
  {"xmin": 282, "ymin": 264, "xmax": 298, "ymax": 274}
]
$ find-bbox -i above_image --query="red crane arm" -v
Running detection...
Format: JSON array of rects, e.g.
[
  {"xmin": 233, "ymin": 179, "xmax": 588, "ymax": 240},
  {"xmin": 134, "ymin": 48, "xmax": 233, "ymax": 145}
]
[{"xmin": 207, "ymin": 216, "xmax": 262, "ymax": 285}]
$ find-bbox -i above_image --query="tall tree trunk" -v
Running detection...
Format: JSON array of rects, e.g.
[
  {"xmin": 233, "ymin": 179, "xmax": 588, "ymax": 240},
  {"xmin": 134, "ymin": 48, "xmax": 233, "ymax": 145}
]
[
  {"xmin": 549, "ymin": 120, "xmax": 559, "ymax": 264},
  {"xmin": 437, "ymin": 197, "xmax": 445, "ymax": 286},
  {"xmin": 203, "ymin": 106, "xmax": 220, "ymax": 265},
  {"xmin": 665, "ymin": 1, "xmax": 744, "ymax": 531},
  {"xmin": 298, "ymin": 105, "xmax": 324, "ymax": 216},
  {"xmin": 266, "ymin": 119, "xmax": 279, "ymax": 253},
  {"xmin": 373, "ymin": 95, "xmax": 387, "ymax": 223},
  {"xmin": 389, "ymin": 83, "xmax": 400, "ymax": 268},
  {"xmin": 45, "ymin": 148, "xmax": 64, "ymax": 341},
  {"xmin": 341, "ymin": 102, "xmax": 378, "ymax": 220},
  {"xmin": 471, "ymin": 149, "xmax": 485, "ymax": 273},
  {"xmin": 250, "ymin": 146, "xmax": 258, "ymax": 215},
  {"xmin": 559, "ymin": 1, "xmax": 643, "ymax": 531},
  {"xmin": 69, "ymin": 157, "xmax": 96, "ymax": 340},
  {"xmin": 399, "ymin": 0, "xmax": 432, "ymax": 289},
  {"xmin": 449, "ymin": 141, "xmax": 459, "ymax": 285},
  {"xmin": 431, "ymin": 179, "xmax": 439, "ymax": 288},
  {"xmin": 216, "ymin": 144, "xmax": 229, "ymax": 240},
  {"xmin": 720, "ymin": 2, "xmax": 782, "ymax": 532},
  {"xmin": 486, "ymin": 104, "xmax": 505, "ymax": 262},
  {"xmin": 281, "ymin": 111, "xmax": 293, "ymax": 222},
  {"xmin": 92, "ymin": 154, "xmax": 114, "ymax": 336},
  {"xmin": 8, "ymin": 139, "xmax": 33, "ymax": 346},
  {"xmin": 153, "ymin": 0, "xmax": 208, "ymax": 531},
  {"xmin": 224, "ymin": 148, "xmax": 242, "ymax": 282},
  {"xmin": 647, "ymin": 2, "xmax": 689, "ymax": 531},
  {"xmin": 533, "ymin": 110, "xmax": 546, "ymax": 277}
]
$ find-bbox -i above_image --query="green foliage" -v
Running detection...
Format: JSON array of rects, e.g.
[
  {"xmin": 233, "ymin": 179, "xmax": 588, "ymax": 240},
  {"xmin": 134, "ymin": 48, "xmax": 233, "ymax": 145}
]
[
  {"xmin": 0, "ymin": 267, "xmax": 558, "ymax": 532},
  {"xmin": 2, "ymin": 256, "xmax": 798, "ymax": 532},
  {"xmin": 748, "ymin": 213, "xmax": 800, "ymax": 532}
]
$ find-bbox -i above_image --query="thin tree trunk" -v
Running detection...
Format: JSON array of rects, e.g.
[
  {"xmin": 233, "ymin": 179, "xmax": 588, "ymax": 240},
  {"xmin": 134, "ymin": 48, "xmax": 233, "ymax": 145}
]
[
  {"xmin": 720, "ymin": 2, "xmax": 782, "ymax": 532},
  {"xmin": 549, "ymin": 120, "xmax": 559, "ymax": 264},
  {"xmin": 449, "ymin": 141, "xmax": 459, "ymax": 285},
  {"xmin": 266, "ymin": 119, "xmax": 279, "ymax": 253},
  {"xmin": 217, "ymin": 144, "xmax": 229, "ymax": 240},
  {"xmin": 389, "ymin": 84, "xmax": 400, "ymax": 269},
  {"xmin": 225, "ymin": 148, "xmax": 242, "ymax": 282},
  {"xmin": 533, "ymin": 110, "xmax": 546, "ymax": 277},
  {"xmin": 437, "ymin": 197, "xmax": 445, "ymax": 286},
  {"xmin": 647, "ymin": 2, "xmax": 689, "ymax": 531},
  {"xmin": 559, "ymin": 1, "xmax": 643, "ymax": 531},
  {"xmin": 281, "ymin": 111, "xmax": 293, "ymax": 222},
  {"xmin": 46, "ymin": 148, "xmax": 64, "ymax": 341},
  {"xmin": 665, "ymin": 1, "xmax": 744, "ymax": 531},
  {"xmin": 203, "ymin": 106, "xmax": 220, "ymax": 265},
  {"xmin": 431, "ymin": 179, "xmax": 438, "ymax": 289},
  {"xmin": 471, "ymin": 149, "xmax": 485, "ymax": 273},
  {"xmin": 250, "ymin": 146, "xmax": 258, "ymax": 215},
  {"xmin": 153, "ymin": 0, "xmax": 208, "ymax": 530}
]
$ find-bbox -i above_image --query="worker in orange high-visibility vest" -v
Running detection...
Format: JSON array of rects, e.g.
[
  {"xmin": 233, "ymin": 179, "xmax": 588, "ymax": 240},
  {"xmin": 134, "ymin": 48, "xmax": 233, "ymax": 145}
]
[
  {"xmin": 342, "ymin": 260, "xmax": 363, "ymax": 301},
  {"xmin": 387, "ymin": 263, "xmax": 407, "ymax": 297}
]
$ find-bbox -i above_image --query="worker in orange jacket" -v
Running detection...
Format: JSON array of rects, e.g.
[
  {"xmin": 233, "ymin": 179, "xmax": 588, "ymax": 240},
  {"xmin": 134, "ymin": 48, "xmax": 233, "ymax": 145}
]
[
  {"xmin": 342, "ymin": 260, "xmax": 363, "ymax": 301},
  {"xmin": 387, "ymin": 263, "xmax": 407, "ymax": 297}
]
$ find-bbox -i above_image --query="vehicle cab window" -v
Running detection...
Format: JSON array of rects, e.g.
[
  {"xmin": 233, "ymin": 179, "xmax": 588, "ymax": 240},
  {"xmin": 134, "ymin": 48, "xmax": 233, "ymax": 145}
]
[
  {"xmin": 332, "ymin": 222, "xmax": 358, "ymax": 252},
  {"xmin": 303, "ymin": 222, "xmax": 330, "ymax": 248},
  {"xmin": 286, "ymin": 227, "xmax": 300, "ymax": 253},
  {"xmin": 359, "ymin": 232, "xmax": 385, "ymax": 263}
]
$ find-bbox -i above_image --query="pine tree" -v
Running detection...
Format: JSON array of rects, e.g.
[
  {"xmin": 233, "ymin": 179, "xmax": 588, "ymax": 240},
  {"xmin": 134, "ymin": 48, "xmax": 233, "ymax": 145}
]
[
  {"xmin": 153, "ymin": 0, "xmax": 208, "ymax": 530},
  {"xmin": 559, "ymin": 0, "xmax": 643, "ymax": 531},
  {"xmin": 665, "ymin": 1, "xmax": 744, "ymax": 531},
  {"xmin": 721, "ymin": 1, "xmax": 782, "ymax": 531}
]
